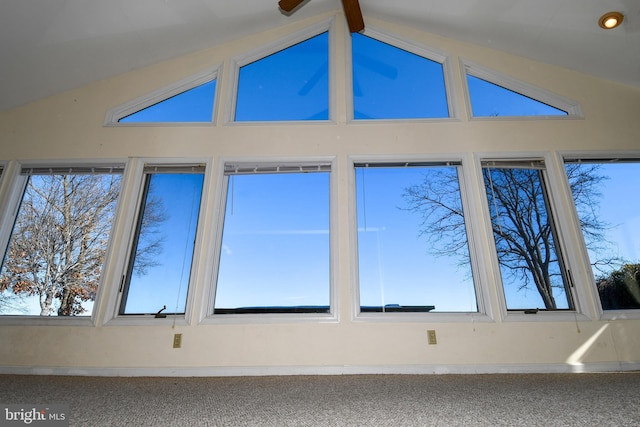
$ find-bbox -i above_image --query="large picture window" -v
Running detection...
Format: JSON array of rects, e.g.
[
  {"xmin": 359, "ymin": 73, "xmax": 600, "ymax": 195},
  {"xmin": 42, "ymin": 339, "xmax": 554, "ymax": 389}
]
[
  {"xmin": 564, "ymin": 158, "xmax": 640, "ymax": 311},
  {"xmin": 0, "ymin": 166, "xmax": 123, "ymax": 316},
  {"xmin": 356, "ymin": 162, "xmax": 477, "ymax": 313},
  {"xmin": 481, "ymin": 160, "xmax": 573, "ymax": 311},
  {"xmin": 119, "ymin": 165, "xmax": 204, "ymax": 315},
  {"xmin": 213, "ymin": 163, "xmax": 331, "ymax": 314}
]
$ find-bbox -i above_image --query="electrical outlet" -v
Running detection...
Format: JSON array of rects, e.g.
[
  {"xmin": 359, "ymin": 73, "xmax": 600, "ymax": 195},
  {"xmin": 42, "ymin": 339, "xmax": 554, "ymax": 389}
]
[
  {"xmin": 427, "ymin": 329, "xmax": 437, "ymax": 345},
  {"xmin": 173, "ymin": 333, "xmax": 182, "ymax": 349}
]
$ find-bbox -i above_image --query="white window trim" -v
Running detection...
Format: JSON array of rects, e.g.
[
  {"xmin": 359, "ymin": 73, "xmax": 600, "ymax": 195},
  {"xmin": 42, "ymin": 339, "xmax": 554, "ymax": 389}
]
[
  {"xmin": 461, "ymin": 60, "xmax": 584, "ymax": 120},
  {"xmin": 103, "ymin": 65, "xmax": 222, "ymax": 126},
  {"xmin": 199, "ymin": 156, "xmax": 339, "ymax": 325},
  {"xmin": 348, "ymin": 153, "xmax": 494, "ymax": 323},
  {"xmin": 224, "ymin": 18, "xmax": 336, "ymax": 125},
  {"xmin": 102, "ymin": 157, "xmax": 212, "ymax": 327},
  {"xmin": 0, "ymin": 159, "xmax": 127, "ymax": 326},
  {"xmin": 474, "ymin": 152, "xmax": 595, "ymax": 323},
  {"xmin": 559, "ymin": 150, "xmax": 640, "ymax": 321},
  {"xmin": 0, "ymin": 160, "xmax": 19, "ymax": 251},
  {"xmin": 345, "ymin": 26, "xmax": 460, "ymax": 123}
]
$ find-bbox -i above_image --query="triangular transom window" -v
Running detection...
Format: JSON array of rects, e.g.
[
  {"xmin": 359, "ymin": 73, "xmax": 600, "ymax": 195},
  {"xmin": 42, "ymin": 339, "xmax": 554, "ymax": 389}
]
[
  {"xmin": 234, "ymin": 32, "xmax": 329, "ymax": 122},
  {"xmin": 464, "ymin": 62, "xmax": 582, "ymax": 118},
  {"xmin": 119, "ymin": 80, "xmax": 217, "ymax": 123},
  {"xmin": 351, "ymin": 33, "xmax": 450, "ymax": 120},
  {"xmin": 105, "ymin": 67, "xmax": 220, "ymax": 125}
]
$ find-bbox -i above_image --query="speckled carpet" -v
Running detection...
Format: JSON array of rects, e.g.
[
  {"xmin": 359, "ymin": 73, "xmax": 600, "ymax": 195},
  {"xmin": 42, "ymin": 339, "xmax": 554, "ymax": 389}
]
[{"xmin": 1, "ymin": 373, "xmax": 639, "ymax": 426}]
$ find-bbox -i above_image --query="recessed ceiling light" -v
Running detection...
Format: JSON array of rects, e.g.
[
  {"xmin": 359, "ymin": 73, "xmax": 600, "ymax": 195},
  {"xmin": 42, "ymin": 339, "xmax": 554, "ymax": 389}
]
[{"xmin": 598, "ymin": 11, "xmax": 624, "ymax": 29}]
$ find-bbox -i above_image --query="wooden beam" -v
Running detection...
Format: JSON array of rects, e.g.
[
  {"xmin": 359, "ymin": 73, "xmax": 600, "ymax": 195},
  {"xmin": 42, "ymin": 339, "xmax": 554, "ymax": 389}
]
[
  {"xmin": 342, "ymin": 0, "xmax": 365, "ymax": 33},
  {"xmin": 278, "ymin": 0, "xmax": 304, "ymax": 13}
]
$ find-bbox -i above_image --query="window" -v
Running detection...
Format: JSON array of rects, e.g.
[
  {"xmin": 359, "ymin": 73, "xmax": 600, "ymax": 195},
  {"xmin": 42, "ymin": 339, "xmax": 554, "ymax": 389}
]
[
  {"xmin": 213, "ymin": 163, "xmax": 331, "ymax": 314},
  {"xmin": 0, "ymin": 166, "xmax": 123, "ymax": 316},
  {"xmin": 482, "ymin": 160, "xmax": 573, "ymax": 311},
  {"xmin": 234, "ymin": 32, "xmax": 329, "ymax": 121},
  {"xmin": 351, "ymin": 33, "xmax": 449, "ymax": 120},
  {"xmin": 104, "ymin": 67, "xmax": 220, "ymax": 124},
  {"xmin": 463, "ymin": 62, "xmax": 581, "ymax": 118},
  {"xmin": 355, "ymin": 162, "xmax": 477, "ymax": 313},
  {"xmin": 564, "ymin": 158, "xmax": 640, "ymax": 311},
  {"xmin": 118, "ymin": 80, "xmax": 217, "ymax": 123},
  {"xmin": 467, "ymin": 75, "xmax": 567, "ymax": 117},
  {"xmin": 118, "ymin": 165, "xmax": 204, "ymax": 315}
]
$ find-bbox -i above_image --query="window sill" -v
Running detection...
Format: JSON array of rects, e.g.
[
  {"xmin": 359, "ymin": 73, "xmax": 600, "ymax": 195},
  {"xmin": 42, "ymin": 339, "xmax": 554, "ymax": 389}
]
[
  {"xmin": 104, "ymin": 315, "xmax": 190, "ymax": 327},
  {"xmin": 0, "ymin": 316, "xmax": 95, "ymax": 326},
  {"xmin": 502, "ymin": 311, "xmax": 592, "ymax": 323},
  {"xmin": 200, "ymin": 312, "xmax": 339, "ymax": 325},
  {"xmin": 599, "ymin": 310, "xmax": 640, "ymax": 321},
  {"xmin": 353, "ymin": 311, "xmax": 493, "ymax": 323}
]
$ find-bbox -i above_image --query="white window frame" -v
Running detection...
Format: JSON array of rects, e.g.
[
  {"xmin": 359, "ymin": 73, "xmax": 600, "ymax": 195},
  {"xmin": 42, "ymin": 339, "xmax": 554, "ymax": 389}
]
[
  {"xmin": 474, "ymin": 152, "xmax": 595, "ymax": 322},
  {"xmin": 0, "ymin": 159, "xmax": 126, "ymax": 326},
  {"xmin": 102, "ymin": 158, "xmax": 211, "ymax": 326},
  {"xmin": 461, "ymin": 60, "xmax": 584, "ymax": 121},
  {"xmin": 103, "ymin": 65, "xmax": 222, "ymax": 126},
  {"xmin": 349, "ymin": 154, "xmax": 494, "ymax": 323},
  {"xmin": 560, "ymin": 151, "xmax": 640, "ymax": 321},
  {"xmin": 200, "ymin": 156, "xmax": 338, "ymax": 324},
  {"xmin": 346, "ymin": 26, "xmax": 460, "ymax": 123},
  {"xmin": 225, "ymin": 18, "xmax": 336, "ymax": 125}
]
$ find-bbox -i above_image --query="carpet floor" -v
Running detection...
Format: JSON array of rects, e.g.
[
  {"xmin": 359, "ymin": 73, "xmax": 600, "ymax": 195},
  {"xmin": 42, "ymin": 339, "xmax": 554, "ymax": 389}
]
[{"xmin": 1, "ymin": 372, "xmax": 638, "ymax": 426}]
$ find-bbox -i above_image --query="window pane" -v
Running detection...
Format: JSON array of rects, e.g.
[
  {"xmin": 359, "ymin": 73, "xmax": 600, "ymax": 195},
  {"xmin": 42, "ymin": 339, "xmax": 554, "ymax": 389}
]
[
  {"xmin": 120, "ymin": 172, "xmax": 204, "ymax": 315},
  {"xmin": 0, "ymin": 172, "xmax": 122, "ymax": 316},
  {"xmin": 357, "ymin": 164, "xmax": 477, "ymax": 312},
  {"xmin": 352, "ymin": 34, "xmax": 449, "ymax": 120},
  {"xmin": 119, "ymin": 80, "xmax": 216, "ymax": 123},
  {"xmin": 214, "ymin": 171, "xmax": 330, "ymax": 313},
  {"xmin": 235, "ymin": 33, "xmax": 329, "ymax": 121},
  {"xmin": 565, "ymin": 160, "xmax": 640, "ymax": 310},
  {"xmin": 467, "ymin": 75, "xmax": 567, "ymax": 117},
  {"xmin": 482, "ymin": 162, "xmax": 572, "ymax": 310}
]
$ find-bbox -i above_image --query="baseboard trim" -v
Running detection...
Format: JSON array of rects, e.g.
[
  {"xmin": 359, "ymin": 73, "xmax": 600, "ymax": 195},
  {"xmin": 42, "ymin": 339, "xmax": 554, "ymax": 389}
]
[{"xmin": 1, "ymin": 362, "xmax": 638, "ymax": 377}]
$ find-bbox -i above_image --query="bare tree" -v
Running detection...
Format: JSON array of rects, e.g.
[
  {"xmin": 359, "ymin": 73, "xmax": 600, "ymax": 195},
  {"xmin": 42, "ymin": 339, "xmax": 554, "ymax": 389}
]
[
  {"xmin": 403, "ymin": 163, "xmax": 611, "ymax": 309},
  {"xmin": 129, "ymin": 180, "xmax": 167, "ymax": 277},
  {"xmin": 0, "ymin": 174, "xmax": 120, "ymax": 315},
  {"xmin": 0, "ymin": 173, "xmax": 165, "ymax": 316}
]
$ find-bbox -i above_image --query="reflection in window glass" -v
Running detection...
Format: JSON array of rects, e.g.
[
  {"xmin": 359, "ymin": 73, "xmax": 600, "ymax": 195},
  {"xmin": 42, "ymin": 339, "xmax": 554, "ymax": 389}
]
[
  {"xmin": 352, "ymin": 34, "xmax": 449, "ymax": 120},
  {"xmin": 482, "ymin": 161, "xmax": 572, "ymax": 310},
  {"xmin": 0, "ymin": 167, "xmax": 122, "ymax": 316},
  {"xmin": 119, "ymin": 80, "xmax": 216, "ymax": 123},
  {"xmin": 120, "ymin": 169, "xmax": 204, "ymax": 315},
  {"xmin": 565, "ymin": 160, "xmax": 640, "ymax": 310},
  {"xmin": 235, "ymin": 33, "xmax": 329, "ymax": 121},
  {"xmin": 356, "ymin": 163, "xmax": 477, "ymax": 312},
  {"xmin": 214, "ymin": 166, "xmax": 331, "ymax": 314},
  {"xmin": 467, "ymin": 75, "xmax": 567, "ymax": 117}
]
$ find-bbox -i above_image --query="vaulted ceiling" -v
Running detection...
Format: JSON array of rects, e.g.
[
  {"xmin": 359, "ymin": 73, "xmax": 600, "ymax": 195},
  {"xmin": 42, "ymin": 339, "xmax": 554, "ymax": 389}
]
[{"xmin": 1, "ymin": 0, "xmax": 638, "ymax": 112}]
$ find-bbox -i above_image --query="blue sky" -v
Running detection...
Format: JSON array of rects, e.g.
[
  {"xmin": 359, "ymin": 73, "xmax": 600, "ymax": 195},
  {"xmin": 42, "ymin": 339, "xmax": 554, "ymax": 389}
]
[{"xmin": 215, "ymin": 172, "xmax": 330, "ymax": 309}]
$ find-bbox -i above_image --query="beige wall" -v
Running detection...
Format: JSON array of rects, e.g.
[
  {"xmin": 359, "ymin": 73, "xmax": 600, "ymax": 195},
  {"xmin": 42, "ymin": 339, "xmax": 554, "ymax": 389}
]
[{"xmin": 1, "ymin": 12, "xmax": 639, "ymax": 375}]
